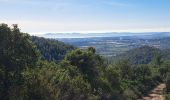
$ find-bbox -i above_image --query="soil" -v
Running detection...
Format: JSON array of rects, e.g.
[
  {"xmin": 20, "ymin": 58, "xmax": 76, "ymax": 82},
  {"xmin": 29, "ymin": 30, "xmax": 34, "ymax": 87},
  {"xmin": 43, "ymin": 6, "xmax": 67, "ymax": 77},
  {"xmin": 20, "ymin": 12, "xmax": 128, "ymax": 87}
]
[{"xmin": 138, "ymin": 83, "xmax": 166, "ymax": 100}]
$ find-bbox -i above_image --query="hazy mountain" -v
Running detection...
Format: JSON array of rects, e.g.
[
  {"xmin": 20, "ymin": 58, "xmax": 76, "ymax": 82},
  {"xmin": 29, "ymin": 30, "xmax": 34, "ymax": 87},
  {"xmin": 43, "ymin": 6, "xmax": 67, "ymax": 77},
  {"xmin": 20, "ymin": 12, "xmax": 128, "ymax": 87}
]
[{"xmin": 36, "ymin": 32, "xmax": 170, "ymax": 39}]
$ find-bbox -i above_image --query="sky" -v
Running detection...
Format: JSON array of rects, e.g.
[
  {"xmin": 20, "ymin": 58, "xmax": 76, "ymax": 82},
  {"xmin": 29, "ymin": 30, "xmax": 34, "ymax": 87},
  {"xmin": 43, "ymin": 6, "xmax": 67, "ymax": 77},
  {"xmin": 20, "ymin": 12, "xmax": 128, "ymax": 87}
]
[{"xmin": 0, "ymin": 0, "xmax": 170, "ymax": 34}]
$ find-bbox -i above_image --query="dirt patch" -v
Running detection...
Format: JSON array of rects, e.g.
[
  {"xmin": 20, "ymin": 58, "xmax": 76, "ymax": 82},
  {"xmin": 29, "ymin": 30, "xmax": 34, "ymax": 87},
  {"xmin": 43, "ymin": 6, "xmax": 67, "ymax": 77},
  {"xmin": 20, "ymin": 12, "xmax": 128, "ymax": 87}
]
[{"xmin": 138, "ymin": 83, "xmax": 166, "ymax": 100}]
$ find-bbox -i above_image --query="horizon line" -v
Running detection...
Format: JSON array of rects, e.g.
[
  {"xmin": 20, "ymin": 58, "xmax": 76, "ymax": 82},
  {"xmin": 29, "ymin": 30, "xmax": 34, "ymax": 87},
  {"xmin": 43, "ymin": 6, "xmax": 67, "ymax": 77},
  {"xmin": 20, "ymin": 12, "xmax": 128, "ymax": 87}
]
[{"xmin": 29, "ymin": 31, "xmax": 170, "ymax": 35}]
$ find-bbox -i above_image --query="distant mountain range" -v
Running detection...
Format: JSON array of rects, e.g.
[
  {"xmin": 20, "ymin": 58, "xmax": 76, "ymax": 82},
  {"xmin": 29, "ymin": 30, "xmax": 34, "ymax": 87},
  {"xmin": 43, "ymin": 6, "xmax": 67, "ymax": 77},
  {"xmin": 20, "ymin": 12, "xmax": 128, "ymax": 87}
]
[{"xmin": 35, "ymin": 32, "xmax": 170, "ymax": 39}]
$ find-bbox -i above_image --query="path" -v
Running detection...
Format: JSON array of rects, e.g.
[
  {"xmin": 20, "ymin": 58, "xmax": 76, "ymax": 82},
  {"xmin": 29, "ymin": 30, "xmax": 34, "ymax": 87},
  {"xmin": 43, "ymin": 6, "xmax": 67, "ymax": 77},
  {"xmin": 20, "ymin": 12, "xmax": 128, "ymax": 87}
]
[{"xmin": 138, "ymin": 83, "xmax": 166, "ymax": 100}]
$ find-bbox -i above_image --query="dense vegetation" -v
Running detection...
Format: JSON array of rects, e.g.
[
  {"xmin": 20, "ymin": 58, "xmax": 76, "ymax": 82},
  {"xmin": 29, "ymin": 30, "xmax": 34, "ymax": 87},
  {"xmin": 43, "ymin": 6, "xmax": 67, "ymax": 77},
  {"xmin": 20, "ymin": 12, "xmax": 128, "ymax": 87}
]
[
  {"xmin": 160, "ymin": 60, "xmax": 170, "ymax": 99},
  {"xmin": 0, "ymin": 24, "xmax": 170, "ymax": 100},
  {"xmin": 31, "ymin": 36, "xmax": 75, "ymax": 62},
  {"xmin": 111, "ymin": 46, "xmax": 170, "ymax": 65}
]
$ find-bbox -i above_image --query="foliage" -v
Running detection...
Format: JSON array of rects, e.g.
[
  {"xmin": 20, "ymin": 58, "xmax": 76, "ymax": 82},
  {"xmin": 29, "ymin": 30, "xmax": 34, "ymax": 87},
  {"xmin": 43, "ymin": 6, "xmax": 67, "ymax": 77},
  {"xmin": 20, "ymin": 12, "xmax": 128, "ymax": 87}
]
[
  {"xmin": 1, "ymin": 23, "xmax": 170, "ymax": 100},
  {"xmin": 22, "ymin": 61, "xmax": 97, "ymax": 100},
  {"xmin": 112, "ymin": 46, "xmax": 162, "ymax": 64},
  {"xmin": 31, "ymin": 36, "xmax": 75, "ymax": 62},
  {"xmin": 65, "ymin": 48, "xmax": 104, "ymax": 81},
  {"xmin": 0, "ymin": 24, "xmax": 40, "ymax": 99}
]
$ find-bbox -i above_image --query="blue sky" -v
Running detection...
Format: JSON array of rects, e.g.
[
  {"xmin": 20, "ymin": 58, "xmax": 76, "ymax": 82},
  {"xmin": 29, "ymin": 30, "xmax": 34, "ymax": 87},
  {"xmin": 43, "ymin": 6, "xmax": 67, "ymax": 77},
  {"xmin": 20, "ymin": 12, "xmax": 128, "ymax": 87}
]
[{"xmin": 0, "ymin": 0, "xmax": 170, "ymax": 34}]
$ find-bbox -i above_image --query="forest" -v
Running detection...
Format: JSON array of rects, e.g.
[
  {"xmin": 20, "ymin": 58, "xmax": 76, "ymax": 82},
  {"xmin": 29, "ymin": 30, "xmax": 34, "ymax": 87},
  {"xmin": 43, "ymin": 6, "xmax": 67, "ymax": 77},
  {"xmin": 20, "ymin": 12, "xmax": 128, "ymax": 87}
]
[{"xmin": 0, "ymin": 23, "xmax": 170, "ymax": 100}]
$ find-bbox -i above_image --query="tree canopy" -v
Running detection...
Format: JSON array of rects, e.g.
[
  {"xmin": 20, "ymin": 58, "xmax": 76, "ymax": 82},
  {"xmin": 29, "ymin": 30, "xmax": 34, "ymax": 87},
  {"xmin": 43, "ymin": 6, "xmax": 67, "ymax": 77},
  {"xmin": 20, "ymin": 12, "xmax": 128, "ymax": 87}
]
[{"xmin": 0, "ymin": 24, "xmax": 170, "ymax": 100}]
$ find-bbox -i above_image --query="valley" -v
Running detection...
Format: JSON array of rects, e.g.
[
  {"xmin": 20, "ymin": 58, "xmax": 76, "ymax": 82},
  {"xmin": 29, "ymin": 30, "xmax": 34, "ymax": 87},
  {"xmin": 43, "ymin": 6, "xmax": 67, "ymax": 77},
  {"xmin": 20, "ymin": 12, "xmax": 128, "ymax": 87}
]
[{"xmin": 52, "ymin": 33, "xmax": 170, "ymax": 58}]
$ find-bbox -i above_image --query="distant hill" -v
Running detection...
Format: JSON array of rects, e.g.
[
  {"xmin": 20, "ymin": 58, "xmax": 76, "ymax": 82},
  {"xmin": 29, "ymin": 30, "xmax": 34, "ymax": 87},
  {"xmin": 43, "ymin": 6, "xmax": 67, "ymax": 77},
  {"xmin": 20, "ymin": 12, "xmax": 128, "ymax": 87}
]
[
  {"xmin": 31, "ymin": 36, "xmax": 75, "ymax": 62},
  {"xmin": 109, "ymin": 46, "xmax": 170, "ymax": 64},
  {"xmin": 36, "ymin": 32, "xmax": 170, "ymax": 39},
  {"xmin": 112, "ymin": 46, "xmax": 165, "ymax": 64}
]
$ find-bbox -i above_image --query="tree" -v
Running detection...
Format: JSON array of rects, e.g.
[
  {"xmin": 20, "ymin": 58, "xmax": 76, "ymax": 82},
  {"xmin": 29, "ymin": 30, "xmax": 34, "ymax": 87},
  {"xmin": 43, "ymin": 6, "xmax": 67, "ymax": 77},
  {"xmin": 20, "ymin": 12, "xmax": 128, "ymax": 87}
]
[
  {"xmin": 0, "ymin": 24, "xmax": 40, "ymax": 99},
  {"xmin": 64, "ymin": 48, "xmax": 106, "ymax": 93},
  {"xmin": 150, "ymin": 54, "xmax": 162, "ymax": 66},
  {"xmin": 22, "ymin": 61, "xmax": 97, "ymax": 100},
  {"xmin": 88, "ymin": 47, "xmax": 96, "ymax": 54}
]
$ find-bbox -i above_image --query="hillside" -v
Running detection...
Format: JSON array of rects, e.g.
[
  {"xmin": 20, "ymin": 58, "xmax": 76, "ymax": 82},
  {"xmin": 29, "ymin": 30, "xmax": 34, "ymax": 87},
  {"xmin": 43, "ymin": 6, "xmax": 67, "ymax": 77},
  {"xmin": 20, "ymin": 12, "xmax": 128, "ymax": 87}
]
[
  {"xmin": 112, "ymin": 46, "xmax": 162, "ymax": 64},
  {"xmin": 31, "ymin": 36, "xmax": 75, "ymax": 62},
  {"xmin": 1, "ymin": 24, "xmax": 170, "ymax": 100}
]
